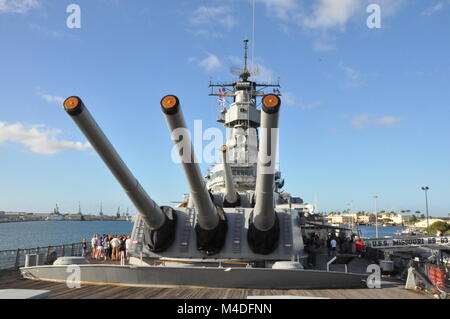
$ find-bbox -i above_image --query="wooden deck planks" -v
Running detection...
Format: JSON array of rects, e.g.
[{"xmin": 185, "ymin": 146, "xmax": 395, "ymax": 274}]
[{"xmin": 0, "ymin": 269, "xmax": 430, "ymax": 299}]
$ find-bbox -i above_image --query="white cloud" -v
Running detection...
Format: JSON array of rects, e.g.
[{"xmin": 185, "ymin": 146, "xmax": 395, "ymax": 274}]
[
  {"xmin": 303, "ymin": 0, "xmax": 362, "ymax": 30},
  {"xmin": 188, "ymin": 5, "xmax": 237, "ymax": 37},
  {"xmin": 258, "ymin": 0, "xmax": 406, "ymax": 51},
  {"xmin": 339, "ymin": 62, "xmax": 363, "ymax": 88},
  {"xmin": 0, "ymin": 0, "xmax": 39, "ymax": 14},
  {"xmin": 313, "ymin": 37, "xmax": 336, "ymax": 52},
  {"xmin": 283, "ymin": 91, "xmax": 321, "ymax": 110},
  {"xmin": 350, "ymin": 114, "xmax": 371, "ymax": 129},
  {"xmin": 198, "ymin": 53, "xmax": 222, "ymax": 72},
  {"xmin": 350, "ymin": 114, "xmax": 401, "ymax": 129},
  {"xmin": 374, "ymin": 116, "xmax": 401, "ymax": 126},
  {"xmin": 0, "ymin": 122, "xmax": 91, "ymax": 155},
  {"xmin": 252, "ymin": 64, "xmax": 276, "ymax": 82},
  {"xmin": 29, "ymin": 23, "xmax": 68, "ymax": 38},
  {"xmin": 227, "ymin": 55, "xmax": 243, "ymax": 65},
  {"xmin": 421, "ymin": 2, "xmax": 445, "ymax": 16},
  {"xmin": 299, "ymin": 0, "xmax": 406, "ymax": 30},
  {"xmin": 374, "ymin": 0, "xmax": 407, "ymax": 17},
  {"xmin": 37, "ymin": 91, "xmax": 65, "ymax": 105},
  {"xmin": 259, "ymin": 0, "xmax": 298, "ymax": 21},
  {"xmin": 188, "ymin": 28, "xmax": 223, "ymax": 38}
]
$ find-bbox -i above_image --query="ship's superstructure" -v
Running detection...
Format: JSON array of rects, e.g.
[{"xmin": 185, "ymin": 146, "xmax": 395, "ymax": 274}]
[{"xmin": 205, "ymin": 40, "xmax": 282, "ymax": 206}]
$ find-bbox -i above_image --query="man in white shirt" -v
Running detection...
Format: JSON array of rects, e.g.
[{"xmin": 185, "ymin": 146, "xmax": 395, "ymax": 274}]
[
  {"xmin": 90, "ymin": 235, "xmax": 97, "ymax": 258},
  {"xmin": 330, "ymin": 238, "xmax": 337, "ymax": 257},
  {"xmin": 125, "ymin": 236, "xmax": 131, "ymax": 259},
  {"xmin": 110, "ymin": 237, "xmax": 121, "ymax": 261}
]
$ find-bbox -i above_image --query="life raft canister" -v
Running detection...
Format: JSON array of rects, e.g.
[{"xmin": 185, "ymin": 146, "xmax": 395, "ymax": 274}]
[{"xmin": 429, "ymin": 266, "xmax": 447, "ymax": 288}]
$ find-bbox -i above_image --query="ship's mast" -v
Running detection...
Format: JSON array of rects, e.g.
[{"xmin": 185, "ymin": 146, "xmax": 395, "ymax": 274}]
[{"xmin": 206, "ymin": 40, "xmax": 282, "ymax": 192}]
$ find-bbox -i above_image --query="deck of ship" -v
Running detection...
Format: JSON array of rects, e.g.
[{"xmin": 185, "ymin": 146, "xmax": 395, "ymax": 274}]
[{"xmin": 0, "ymin": 268, "xmax": 430, "ymax": 299}]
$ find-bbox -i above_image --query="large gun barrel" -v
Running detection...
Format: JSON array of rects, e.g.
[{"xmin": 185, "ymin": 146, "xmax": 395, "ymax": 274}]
[
  {"xmin": 161, "ymin": 95, "xmax": 227, "ymax": 255},
  {"xmin": 221, "ymin": 146, "xmax": 240, "ymax": 207},
  {"xmin": 63, "ymin": 97, "xmax": 174, "ymax": 250},
  {"xmin": 247, "ymin": 94, "xmax": 281, "ymax": 254}
]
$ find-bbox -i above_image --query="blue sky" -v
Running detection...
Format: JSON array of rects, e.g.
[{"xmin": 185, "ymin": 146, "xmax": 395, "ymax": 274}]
[{"xmin": 0, "ymin": 0, "xmax": 449, "ymax": 216}]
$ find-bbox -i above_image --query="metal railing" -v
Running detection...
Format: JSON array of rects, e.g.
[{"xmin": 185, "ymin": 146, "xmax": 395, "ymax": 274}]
[{"xmin": 0, "ymin": 242, "xmax": 90, "ymax": 270}]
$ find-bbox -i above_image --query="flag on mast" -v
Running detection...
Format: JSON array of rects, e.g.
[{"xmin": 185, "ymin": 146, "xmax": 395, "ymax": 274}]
[{"xmin": 218, "ymin": 88, "xmax": 225, "ymax": 106}]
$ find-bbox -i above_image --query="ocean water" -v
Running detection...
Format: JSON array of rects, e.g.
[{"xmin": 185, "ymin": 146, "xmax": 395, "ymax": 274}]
[
  {"xmin": 0, "ymin": 221, "xmax": 405, "ymax": 251},
  {"xmin": 0, "ymin": 221, "xmax": 133, "ymax": 251},
  {"xmin": 356, "ymin": 225, "xmax": 405, "ymax": 239}
]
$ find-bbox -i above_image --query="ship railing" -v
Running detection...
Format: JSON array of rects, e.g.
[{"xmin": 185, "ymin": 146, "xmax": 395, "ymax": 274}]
[{"xmin": 0, "ymin": 242, "xmax": 90, "ymax": 270}]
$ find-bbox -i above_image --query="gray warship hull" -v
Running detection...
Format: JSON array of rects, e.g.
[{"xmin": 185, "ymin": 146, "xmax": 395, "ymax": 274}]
[{"xmin": 20, "ymin": 264, "xmax": 366, "ymax": 289}]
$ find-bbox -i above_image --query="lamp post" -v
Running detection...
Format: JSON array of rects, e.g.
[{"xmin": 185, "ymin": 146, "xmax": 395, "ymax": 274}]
[
  {"xmin": 347, "ymin": 200, "xmax": 354, "ymax": 228},
  {"xmin": 421, "ymin": 186, "xmax": 430, "ymax": 228},
  {"xmin": 374, "ymin": 195, "xmax": 379, "ymax": 238}
]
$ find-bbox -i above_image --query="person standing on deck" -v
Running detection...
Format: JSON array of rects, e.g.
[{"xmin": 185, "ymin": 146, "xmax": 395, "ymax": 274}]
[
  {"xmin": 326, "ymin": 235, "xmax": 332, "ymax": 256},
  {"xmin": 91, "ymin": 235, "xmax": 97, "ymax": 258},
  {"xmin": 356, "ymin": 239, "xmax": 364, "ymax": 258},
  {"xmin": 125, "ymin": 236, "xmax": 131, "ymax": 260},
  {"xmin": 110, "ymin": 236, "xmax": 121, "ymax": 261},
  {"xmin": 103, "ymin": 237, "xmax": 111, "ymax": 260},
  {"xmin": 82, "ymin": 238, "xmax": 87, "ymax": 257},
  {"xmin": 119, "ymin": 236, "xmax": 126, "ymax": 265},
  {"xmin": 108, "ymin": 235, "xmax": 113, "ymax": 259},
  {"xmin": 330, "ymin": 237, "xmax": 337, "ymax": 257},
  {"xmin": 96, "ymin": 236, "xmax": 104, "ymax": 259}
]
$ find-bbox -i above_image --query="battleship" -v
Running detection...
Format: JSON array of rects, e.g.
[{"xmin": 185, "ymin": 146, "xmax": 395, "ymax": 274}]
[
  {"xmin": 19, "ymin": 40, "xmax": 369, "ymax": 290},
  {"xmin": 45, "ymin": 204, "xmax": 64, "ymax": 221}
]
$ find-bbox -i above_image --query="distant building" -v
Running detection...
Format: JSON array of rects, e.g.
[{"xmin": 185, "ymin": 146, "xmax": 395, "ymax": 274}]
[
  {"xmin": 379, "ymin": 213, "xmax": 410, "ymax": 225},
  {"xmin": 326, "ymin": 214, "xmax": 355, "ymax": 225},
  {"xmin": 356, "ymin": 214, "xmax": 375, "ymax": 225},
  {"xmin": 276, "ymin": 202, "xmax": 316, "ymax": 215},
  {"xmin": 414, "ymin": 218, "xmax": 450, "ymax": 228},
  {"xmin": 0, "ymin": 211, "xmax": 7, "ymax": 222}
]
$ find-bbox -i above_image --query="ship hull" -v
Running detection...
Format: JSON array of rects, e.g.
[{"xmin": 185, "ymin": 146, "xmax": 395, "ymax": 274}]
[{"xmin": 20, "ymin": 264, "xmax": 366, "ymax": 290}]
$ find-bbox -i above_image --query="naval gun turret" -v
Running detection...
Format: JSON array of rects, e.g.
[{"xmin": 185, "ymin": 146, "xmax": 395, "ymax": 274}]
[
  {"xmin": 62, "ymin": 40, "xmax": 305, "ymax": 266},
  {"xmin": 22, "ymin": 40, "xmax": 370, "ymax": 291}
]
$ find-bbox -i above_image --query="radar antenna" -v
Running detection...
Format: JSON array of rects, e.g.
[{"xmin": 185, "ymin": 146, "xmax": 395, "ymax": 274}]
[{"xmin": 229, "ymin": 39, "xmax": 260, "ymax": 81}]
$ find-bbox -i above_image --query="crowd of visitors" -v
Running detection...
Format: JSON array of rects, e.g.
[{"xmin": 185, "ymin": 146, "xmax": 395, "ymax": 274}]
[
  {"xmin": 81, "ymin": 234, "xmax": 131, "ymax": 262},
  {"xmin": 302, "ymin": 231, "xmax": 365, "ymax": 268}
]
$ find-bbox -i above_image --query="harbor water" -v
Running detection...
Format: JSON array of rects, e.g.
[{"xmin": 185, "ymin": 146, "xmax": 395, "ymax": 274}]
[
  {"xmin": 0, "ymin": 221, "xmax": 133, "ymax": 251},
  {"xmin": 0, "ymin": 221, "xmax": 404, "ymax": 251},
  {"xmin": 357, "ymin": 225, "xmax": 405, "ymax": 239}
]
